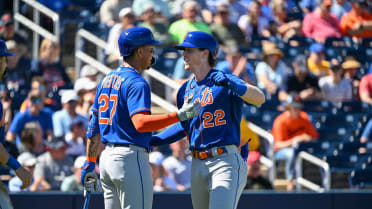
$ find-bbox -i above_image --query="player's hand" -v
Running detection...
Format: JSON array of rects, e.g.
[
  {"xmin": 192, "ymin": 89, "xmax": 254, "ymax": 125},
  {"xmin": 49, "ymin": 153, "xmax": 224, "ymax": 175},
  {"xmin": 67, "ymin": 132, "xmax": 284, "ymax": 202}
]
[
  {"xmin": 209, "ymin": 71, "xmax": 247, "ymax": 96},
  {"xmin": 81, "ymin": 160, "xmax": 98, "ymax": 192},
  {"xmin": 15, "ymin": 166, "xmax": 33, "ymax": 189},
  {"xmin": 177, "ymin": 96, "xmax": 201, "ymax": 121}
]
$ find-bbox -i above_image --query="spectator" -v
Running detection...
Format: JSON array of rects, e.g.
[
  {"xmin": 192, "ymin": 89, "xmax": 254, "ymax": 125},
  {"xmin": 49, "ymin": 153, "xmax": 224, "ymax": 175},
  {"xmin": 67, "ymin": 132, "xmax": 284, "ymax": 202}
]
[
  {"xmin": 319, "ymin": 58, "xmax": 352, "ymax": 106},
  {"xmin": 238, "ymin": 0, "xmax": 271, "ymax": 42},
  {"xmin": 272, "ymin": 96, "xmax": 319, "ymax": 190},
  {"xmin": 74, "ymin": 77, "xmax": 97, "ymax": 116},
  {"xmin": 79, "ymin": 65, "xmax": 100, "ymax": 82},
  {"xmin": 149, "ymin": 151, "xmax": 178, "ymax": 192},
  {"xmin": 0, "ymin": 87, "xmax": 12, "ymax": 132},
  {"xmin": 300, "ymin": 0, "xmax": 319, "ymax": 14},
  {"xmin": 340, "ymin": 0, "xmax": 372, "ymax": 39},
  {"xmin": 138, "ymin": 3, "xmax": 173, "ymax": 45},
  {"xmin": 8, "ymin": 152, "xmax": 37, "ymax": 192},
  {"xmin": 4, "ymin": 40, "xmax": 31, "ymax": 112},
  {"xmin": 255, "ymin": 43, "xmax": 290, "ymax": 95},
  {"xmin": 279, "ymin": 55, "xmax": 321, "ymax": 101},
  {"xmin": 20, "ymin": 76, "xmax": 58, "ymax": 113},
  {"xmin": 99, "ymin": 0, "xmax": 133, "ymax": 26},
  {"xmin": 302, "ymin": 0, "xmax": 342, "ymax": 43},
  {"xmin": 162, "ymin": 139, "xmax": 192, "ymax": 191},
  {"xmin": 331, "ymin": 0, "xmax": 352, "ymax": 21},
  {"xmin": 30, "ymin": 38, "xmax": 72, "ymax": 92},
  {"xmin": 60, "ymin": 156, "xmax": 86, "ymax": 192},
  {"xmin": 218, "ymin": 0, "xmax": 248, "ymax": 23},
  {"xmin": 244, "ymin": 151, "xmax": 273, "ymax": 190},
  {"xmin": 6, "ymin": 92, "xmax": 53, "ymax": 143},
  {"xmin": 360, "ymin": 119, "xmax": 372, "ymax": 153},
  {"xmin": 359, "ymin": 73, "xmax": 372, "ymax": 106},
  {"xmin": 53, "ymin": 90, "xmax": 87, "ymax": 138},
  {"xmin": 65, "ymin": 118, "xmax": 87, "ymax": 159},
  {"xmin": 172, "ymin": 0, "xmax": 212, "ymax": 23},
  {"xmin": 32, "ymin": 137, "xmax": 73, "ymax": 191},
  {"xmin": 342, "ymin": 57, "xmax": 361, "ymax": 99},
  {"xmin": 270, "ymin": 0, "xmax": 302, "ymax": 42},
  {"xmin": 307, "ymin": 43, "xmax": 330, "ymax": 77},
  {"xmin": 17, "ymin": 121, "xmax": 45, "ymax": 156},
  {"xmin": 168, "ymin": 1, "xmax": 211, "ymax": 44},
  {"xmin": 209, "ymin": 3, "xmax": 248, "ymax": 50},
  {"xmin": 216, "ymin": 47, "xmax": 256, "ymax": 85},
  {"xmin": 106, "ymin": 7, "xmax": 136, "ymax": 67},
  {"xmin": 0, "ymin": 13, "xmax": 28, "ymax": 49},
  {"xmin": 132, "ymin": 0, "xmax": 172, "ymax": 19}
]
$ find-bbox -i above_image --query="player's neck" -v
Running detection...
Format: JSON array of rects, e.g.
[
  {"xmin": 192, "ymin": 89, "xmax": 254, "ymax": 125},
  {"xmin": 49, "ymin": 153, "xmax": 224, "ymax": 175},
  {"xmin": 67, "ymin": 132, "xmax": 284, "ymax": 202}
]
[
  {"xmin": 122, "ymin": 59, "xmax": 142, "ymax": 74},
  {"xmin": 193, "ymin": 64, "xmax": 211, "ymax": 82}
]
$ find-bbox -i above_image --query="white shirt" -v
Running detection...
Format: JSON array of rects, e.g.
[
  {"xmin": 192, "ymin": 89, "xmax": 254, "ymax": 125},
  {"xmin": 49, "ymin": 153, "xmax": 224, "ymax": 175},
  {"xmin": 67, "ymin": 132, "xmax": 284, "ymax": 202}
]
[
  {"xmin": 65, "ymin": 132, "xmax": 86, "ymax": 157},
  {"xmin": 255, "ymin": 61, "xmax": 290, "ymax": 89},
  {"xmin": 162, "ymin": 155, "xmax": 192, "ymax": 189},
  {"xmin": 319, "ymin": 76, "xmax": 352, "ymax": 106}
]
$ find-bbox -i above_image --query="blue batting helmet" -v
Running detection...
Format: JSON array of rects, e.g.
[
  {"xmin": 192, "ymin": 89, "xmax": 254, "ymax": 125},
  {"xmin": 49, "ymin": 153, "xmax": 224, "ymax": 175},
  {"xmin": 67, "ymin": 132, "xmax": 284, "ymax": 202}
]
[
  {"xmin": 118, "ymin": 27, "xmax": 161, "ymax": 57},
  {"xmin": 175, "ymin": 31, "xmax": 218, "ymax": 57},
  {"xmin": 0, "ymin": 40, "xmax": 15, "ymax": 57}
]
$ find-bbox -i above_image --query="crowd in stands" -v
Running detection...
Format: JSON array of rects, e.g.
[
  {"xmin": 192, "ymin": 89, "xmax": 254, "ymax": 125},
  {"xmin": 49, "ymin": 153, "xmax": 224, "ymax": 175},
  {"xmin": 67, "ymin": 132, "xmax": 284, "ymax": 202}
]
[{"xmin": 0, "ymin": 0, "xmax": 371, "ymax": 193}]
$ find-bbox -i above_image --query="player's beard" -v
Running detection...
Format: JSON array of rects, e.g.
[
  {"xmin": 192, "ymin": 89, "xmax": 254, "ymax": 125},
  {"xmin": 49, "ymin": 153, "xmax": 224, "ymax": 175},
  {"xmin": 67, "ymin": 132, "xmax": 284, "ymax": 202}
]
[{"xmin": 145, "ymin": 57, "xmax": 156, "ymax": 70}]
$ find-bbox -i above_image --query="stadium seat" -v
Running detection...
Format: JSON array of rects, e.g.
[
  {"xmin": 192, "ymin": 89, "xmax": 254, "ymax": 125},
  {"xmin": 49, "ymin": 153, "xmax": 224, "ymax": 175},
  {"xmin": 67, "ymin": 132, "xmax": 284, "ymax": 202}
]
[{"xmin": 349, "ymin": 168, "xmax": 372, "ymax": 188}]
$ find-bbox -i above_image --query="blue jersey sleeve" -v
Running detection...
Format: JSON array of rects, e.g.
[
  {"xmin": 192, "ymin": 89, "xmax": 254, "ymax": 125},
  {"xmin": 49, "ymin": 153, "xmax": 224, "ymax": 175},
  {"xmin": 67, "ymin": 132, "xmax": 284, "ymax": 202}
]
[
  {"xmin": 127, "ymin": 79, "xmax": 151, "ymax": 116},
  {"xmin": 176, "ymin": 82, "xmax": 188, "ymax": 109},
  {"xmin": 91, "ymin": 80, "xmax": 102, "ymax": 114},
  {"xmin": 150, "ymin": 122, "xmax": 186, "ymax": 146}
]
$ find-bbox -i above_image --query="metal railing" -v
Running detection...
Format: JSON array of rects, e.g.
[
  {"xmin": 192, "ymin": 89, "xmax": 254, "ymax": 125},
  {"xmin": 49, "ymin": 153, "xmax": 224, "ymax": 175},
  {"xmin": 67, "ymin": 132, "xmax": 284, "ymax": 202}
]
[
  {"xmin": 13, "ymin": 0, "xmax": 60, "ymax": 59},
  {"xmin": 296, "ymin": 151, "xmax": 331, "ymax": 192},
  {"xmin": 247, "ymin": 122, "xmax": 275, "ymax": 183},
  {"xmin": 75, "ymin": 29, "xmax": 179, "ymax": 111}
]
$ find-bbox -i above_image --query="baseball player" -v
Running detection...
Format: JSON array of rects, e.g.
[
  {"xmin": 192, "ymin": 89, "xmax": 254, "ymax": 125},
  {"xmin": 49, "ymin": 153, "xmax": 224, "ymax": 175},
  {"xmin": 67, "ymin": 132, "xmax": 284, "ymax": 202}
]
[
  {"xmin": 0, "ymin": 40, "xmax": 32, "ymax": 209},
  {"xmin": 80, "ymin": 27, "xmax": 201, "ymax": 209},
  {"xmin": 150, "ymin": 31, "xmax": 265, "ymax": 209}
]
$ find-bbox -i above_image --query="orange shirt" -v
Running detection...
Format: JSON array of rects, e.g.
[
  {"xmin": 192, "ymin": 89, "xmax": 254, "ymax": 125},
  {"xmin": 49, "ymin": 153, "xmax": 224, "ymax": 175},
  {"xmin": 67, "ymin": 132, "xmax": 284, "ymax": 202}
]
[
  {"xmin": 340, "ymin": 10, "xmax": 372, "ymax": 38},
  {"xmin": 272, "ymin": 111, "xmax": 319, "ymax": 151}
]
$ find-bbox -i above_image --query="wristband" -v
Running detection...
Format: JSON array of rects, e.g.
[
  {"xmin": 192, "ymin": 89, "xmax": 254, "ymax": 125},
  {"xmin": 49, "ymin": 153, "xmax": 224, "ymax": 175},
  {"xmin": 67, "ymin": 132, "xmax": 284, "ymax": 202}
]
[
  {"xmin": 87, "ymin": 156, "xmax": 97, "ymax": 163},
  {"xmin": 6, "ymin": 155, "xmax": 21, "ymax": 170}
]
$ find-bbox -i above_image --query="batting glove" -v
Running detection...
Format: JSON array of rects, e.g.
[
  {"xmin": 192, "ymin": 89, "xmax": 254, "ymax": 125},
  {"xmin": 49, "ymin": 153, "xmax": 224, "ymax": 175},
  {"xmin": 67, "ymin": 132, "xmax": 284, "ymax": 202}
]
[
  {"xmin": 209, "ymin": 71, "xmax": 247, "ymax": 96},
  {"xmin": 81, "ymin": 161, "xmax": 98, "ymax": 192},
  {"xmin": 177, "ymin": 97, "xmax": 201, "ymax": 121}
]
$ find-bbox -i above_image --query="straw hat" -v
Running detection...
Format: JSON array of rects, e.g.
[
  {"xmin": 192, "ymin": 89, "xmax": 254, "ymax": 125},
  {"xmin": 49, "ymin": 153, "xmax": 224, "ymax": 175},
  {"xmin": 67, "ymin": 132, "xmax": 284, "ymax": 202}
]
[
  {"xmin": 342, "ymin": 58, "xmax": 361, "ymax": 70},
  {"xmin": 262, "ymin": 43, "xmax": 283, "ymax": 58}
]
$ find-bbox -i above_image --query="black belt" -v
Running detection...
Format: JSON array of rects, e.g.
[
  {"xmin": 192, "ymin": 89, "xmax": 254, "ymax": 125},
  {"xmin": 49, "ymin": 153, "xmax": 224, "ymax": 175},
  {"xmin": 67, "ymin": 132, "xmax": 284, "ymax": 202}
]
[
  {"xmin": 192, "ymin": 147, "xmax": 228, "ymax": 160},
  {"xmin": 106, "ymin": 143, "xmax": 150, "ymax": 153}
]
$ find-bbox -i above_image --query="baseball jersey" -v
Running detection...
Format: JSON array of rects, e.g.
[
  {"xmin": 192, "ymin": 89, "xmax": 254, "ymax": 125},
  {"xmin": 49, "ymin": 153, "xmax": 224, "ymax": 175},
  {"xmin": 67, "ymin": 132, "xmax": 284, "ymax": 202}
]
[
  {"xmin": 176, "ymin": 69, "xmax": 244, "ymax": 150},
  {"xmin": 91, "ymin": 66, "xmax": 152, "ymax": 149}
]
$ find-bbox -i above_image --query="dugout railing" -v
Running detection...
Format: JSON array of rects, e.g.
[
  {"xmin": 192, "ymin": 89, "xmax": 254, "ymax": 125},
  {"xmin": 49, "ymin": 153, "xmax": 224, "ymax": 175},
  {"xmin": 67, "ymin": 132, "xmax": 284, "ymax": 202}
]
[
  {"xmin": 296, "ymin": 151, "xmax": 331, "ymax": 192},
  {"xmin": 13, "ymin": 0, "xmax": 60, "ymax": 59}
]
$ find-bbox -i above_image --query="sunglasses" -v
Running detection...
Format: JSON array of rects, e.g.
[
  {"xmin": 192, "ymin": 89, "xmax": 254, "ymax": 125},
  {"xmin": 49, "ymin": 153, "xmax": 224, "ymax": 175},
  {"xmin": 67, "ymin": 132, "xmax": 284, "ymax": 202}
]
[{"xmin": 30, "ymin": 98, "xmax": 42, "ymax": 104}]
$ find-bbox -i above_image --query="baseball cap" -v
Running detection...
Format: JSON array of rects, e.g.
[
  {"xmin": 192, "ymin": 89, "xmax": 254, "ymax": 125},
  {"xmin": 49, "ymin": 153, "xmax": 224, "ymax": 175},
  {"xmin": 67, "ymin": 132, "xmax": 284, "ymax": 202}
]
[
  {"xmin": 247, "ymin": 151, "xmax": 261, "ymax": 165},
  {"xmin": 74, "ymin": 77, "xmax": 97, "ymax": 92},
  {"xmin": 119, "ymin": 7, "xmax": 134, "ymax": 18},
  {"xmin": 1, "ymin": 13, "xmax": 14, "ymax": 26},
  {"xmin": 149, "ymin": 151, "xmax": 164, "ymax": 165},
  {"xmin": 309, "ymin": 43, "xmax": 325, "ymax": 53},
  {"xmin": 142, "ymin": 3, "xmax": 155, "ymax": 14},
  {"xmin": 0, "ymin": 40, "xmax": 15, "ymax": 57},
  {"xmin": 118, "ymin": 27, "xmax": 161, "ymax": 57},
  {"xmin": 80, "ymin": 65, "xmax": 99, "ymax": 77},
  {"xmin": 74, "ymin": 156, "xmax": 86, "ymax": 169},
  {"xmin": 61, "ymin": 90, "xmax": 78, "ymax": 104},
  {"xmin": 17, "ymin": 152, "xmax": 37, "ymax": 167},
  {"xmin": 44, "ymin": 136, "xmax": 69, "ymax": 150},
  {"xmin": 285, "ymin": 95, "xmax": 303, "ymax": 109},
  {"xmin": 175, "ymin": 31, "xmax": 219, "ymax": 57},
  {"xmin": 342, "ymin": 58, "xmax": 361, "ymax": 70}
]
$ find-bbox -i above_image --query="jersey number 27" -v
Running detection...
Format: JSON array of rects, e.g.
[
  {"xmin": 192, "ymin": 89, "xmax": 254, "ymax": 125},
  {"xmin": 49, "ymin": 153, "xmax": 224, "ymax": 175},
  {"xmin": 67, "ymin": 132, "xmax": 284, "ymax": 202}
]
[{"xmin": 98, "ymin": 94, "xmax": 118, "ymax": 125}]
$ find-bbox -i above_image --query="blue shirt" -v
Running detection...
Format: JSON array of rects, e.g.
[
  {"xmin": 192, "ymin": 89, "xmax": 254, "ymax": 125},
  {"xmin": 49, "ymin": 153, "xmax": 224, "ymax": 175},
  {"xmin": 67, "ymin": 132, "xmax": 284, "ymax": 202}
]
[
  {"xmin": 362, "ymin": 119, "xmax": 372, "ymax": 141},
  {"xmin": 9, "ymin": 108, "xmax": 53, "ymax": 140},
  {"xmin": 176, "ymin": 69, "xmax": 244, "ymax": 150},
  {"xmin": 53, "ymin": 109, "xmax": 87, "ymax": 137},
  {"xmin": 91, "ymin": 66, "xmax": 152, "ymax": 149}
]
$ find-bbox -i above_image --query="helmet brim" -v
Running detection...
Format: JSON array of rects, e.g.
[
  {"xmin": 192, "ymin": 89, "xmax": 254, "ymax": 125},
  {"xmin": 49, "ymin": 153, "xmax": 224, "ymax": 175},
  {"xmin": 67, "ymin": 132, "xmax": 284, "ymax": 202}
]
[{"xmin": 175, "ymin": 42, "xmax": 200, "ymax": 50}]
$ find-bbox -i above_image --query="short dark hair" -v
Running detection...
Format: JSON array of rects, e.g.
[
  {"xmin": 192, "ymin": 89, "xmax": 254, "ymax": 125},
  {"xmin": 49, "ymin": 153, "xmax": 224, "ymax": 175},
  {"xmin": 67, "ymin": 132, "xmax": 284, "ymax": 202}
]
[{"xmin": 198, "ymin": 48, "xmax": 217, "ymax": 67}]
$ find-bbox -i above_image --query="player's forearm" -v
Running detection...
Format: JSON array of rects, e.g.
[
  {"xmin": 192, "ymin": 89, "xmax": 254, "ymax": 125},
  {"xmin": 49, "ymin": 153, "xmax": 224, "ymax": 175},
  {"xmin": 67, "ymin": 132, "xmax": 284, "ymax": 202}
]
[
  {"xmin": 240, "ymin": 84, "xmax": 265, "ymax": 106},
  {"xmin": 132, "ymin": 113, "xmax": 179, "ymax": 133},
  {"xmin": 86, "ymin": 134, "xmax": 101, "ymax": 160}
]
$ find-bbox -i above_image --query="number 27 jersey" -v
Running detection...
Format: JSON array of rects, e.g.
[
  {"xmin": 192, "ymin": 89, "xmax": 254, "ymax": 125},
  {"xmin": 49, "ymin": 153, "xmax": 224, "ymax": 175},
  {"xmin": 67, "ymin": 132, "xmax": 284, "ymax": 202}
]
[{"xmin": 91, "ymin": 66, "xmax": 152, "ymax": 149}]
